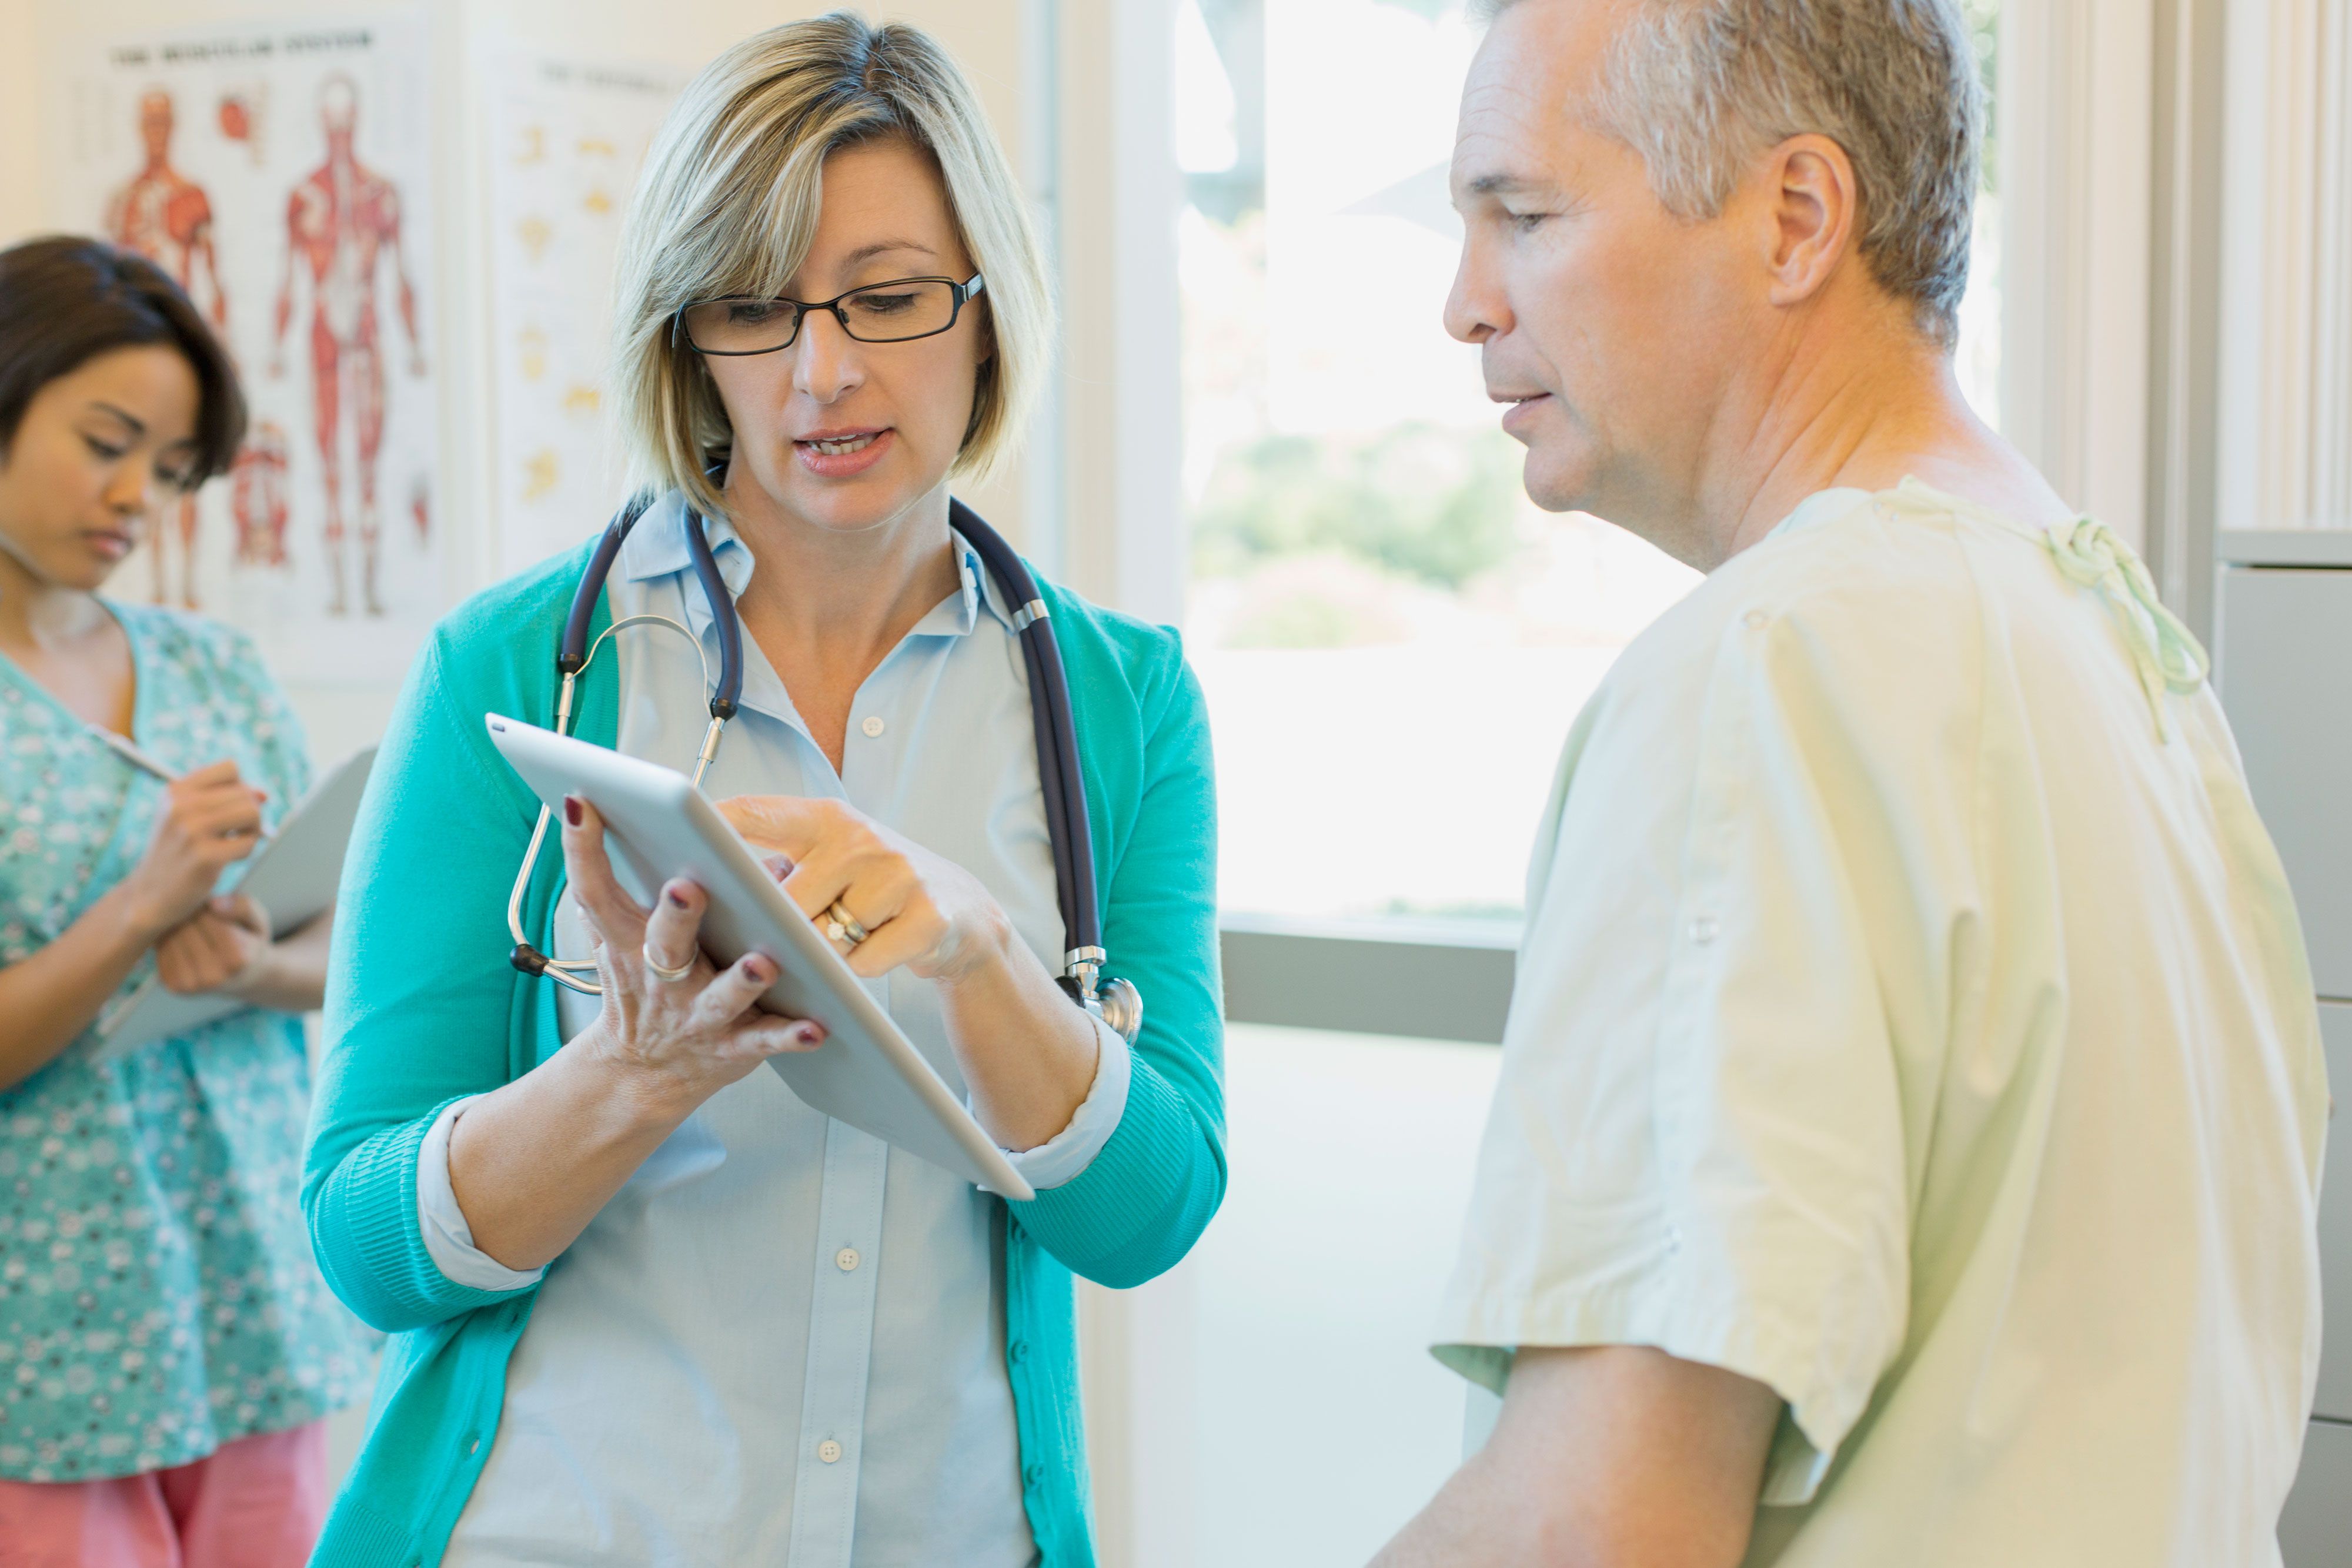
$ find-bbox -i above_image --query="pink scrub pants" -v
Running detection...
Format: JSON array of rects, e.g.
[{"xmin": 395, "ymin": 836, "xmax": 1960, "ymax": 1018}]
[{"xmin": 0, "ymin": 1422, "xmax": 327, "ymax": 1568}]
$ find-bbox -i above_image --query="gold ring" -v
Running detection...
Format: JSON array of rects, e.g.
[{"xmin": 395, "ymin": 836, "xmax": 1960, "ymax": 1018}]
[{"xmin": 824, "ymin": 900, "xmax": 869, "ymax": 948}]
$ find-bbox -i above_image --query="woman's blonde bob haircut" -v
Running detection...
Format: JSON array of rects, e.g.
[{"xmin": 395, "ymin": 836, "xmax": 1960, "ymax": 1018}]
[{"xmin": 612, "ymin": 13, "xmax": 1052, "ymax": 519}]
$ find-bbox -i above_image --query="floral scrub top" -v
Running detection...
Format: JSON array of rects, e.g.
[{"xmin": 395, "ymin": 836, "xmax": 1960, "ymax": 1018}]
[{"xmin": 0, "ymin": 603, "xmax": 372, "ymax": 1483}]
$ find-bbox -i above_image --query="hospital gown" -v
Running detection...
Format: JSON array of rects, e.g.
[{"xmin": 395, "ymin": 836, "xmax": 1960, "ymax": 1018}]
[{"xmin": 1435, "ymin": 480, "xmax": 2329, "ymax": 1566}]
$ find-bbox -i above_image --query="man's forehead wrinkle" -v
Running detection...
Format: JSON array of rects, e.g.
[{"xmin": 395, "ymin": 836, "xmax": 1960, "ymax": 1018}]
[
  {"xmin": 1453, "ymin": 6, "xmax": 1612, "ymax": 199},
  {"xmin": 1452, "ymin": 72, "xmax": 1569, "ymax": 199},
  {"xmin": 1459, "ymin": 65, "xmax": 1555, "ymax": 129}
]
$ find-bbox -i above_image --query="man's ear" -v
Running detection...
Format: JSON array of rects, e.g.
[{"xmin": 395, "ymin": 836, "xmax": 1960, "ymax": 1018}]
[{"xmin": 1759, "ymin": 132, "xmax": 1860, "ymax": 311}]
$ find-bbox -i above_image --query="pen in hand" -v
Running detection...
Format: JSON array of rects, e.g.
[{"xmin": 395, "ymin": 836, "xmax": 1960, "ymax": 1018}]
[
  {"xmin": 93, "ymin": 728, "xmax": 273, "ymax": 844},
  {"xmin": 93, "ymin": 726, "xmax": 179, "ymax": 784}
]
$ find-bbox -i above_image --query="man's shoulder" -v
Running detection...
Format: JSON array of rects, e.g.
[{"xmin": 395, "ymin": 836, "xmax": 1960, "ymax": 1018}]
[{"xmin": 1613, "ymin": 490, "xmax": 1991, "ymax": 693}]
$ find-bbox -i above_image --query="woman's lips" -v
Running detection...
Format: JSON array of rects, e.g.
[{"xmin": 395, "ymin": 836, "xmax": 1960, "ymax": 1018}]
[
  {"xmin": 85, "ymin": 530, "xmax": 133, "ymax": 561},
  {"xmin": 794, "ymin": 427, "xmax": 894, "ymax": 479}
]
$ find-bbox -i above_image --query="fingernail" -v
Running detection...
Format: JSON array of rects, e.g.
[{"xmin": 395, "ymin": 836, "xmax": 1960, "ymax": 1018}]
[
  {"xmin": 563, "ymin": 795, "xmax": 582, "ymax": 828},
  {"xmin": 796, "ymin": 1021, "xmax": 827, "ymax": 1046},
  {"xmin": 746, "ymin": 957, "xmax": 775, "ymax": 983},
  {"xmin": 666, "ymin": 885, "xmax": 689, "ymax": 908}
]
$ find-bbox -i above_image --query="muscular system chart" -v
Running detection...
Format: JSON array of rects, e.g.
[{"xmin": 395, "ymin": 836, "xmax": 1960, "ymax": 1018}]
[{"xmin": 46, "ymin": 16, "xmax": 442, "ymax": 684}]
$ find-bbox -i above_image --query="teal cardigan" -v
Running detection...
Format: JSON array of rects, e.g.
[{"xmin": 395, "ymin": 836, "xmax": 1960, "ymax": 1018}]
[{"xmin": 300, "ymin": 535, "xmax": 1226, "ymax": 1567}]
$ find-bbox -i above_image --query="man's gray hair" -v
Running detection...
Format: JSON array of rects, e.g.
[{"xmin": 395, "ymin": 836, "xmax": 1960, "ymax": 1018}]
[{"xmin": 1489, "ymin": 0, "xmax": 1983, "ymax": 347}]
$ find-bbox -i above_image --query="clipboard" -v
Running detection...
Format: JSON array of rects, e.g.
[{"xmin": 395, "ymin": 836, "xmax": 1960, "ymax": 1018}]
[
  {"xmin": 94, "ymin": 747, "xmax": 377, "ymax": 1057},
  {"xmin": 483, "ymin": 712, "xmax": 1034, "ymax": 1201}
]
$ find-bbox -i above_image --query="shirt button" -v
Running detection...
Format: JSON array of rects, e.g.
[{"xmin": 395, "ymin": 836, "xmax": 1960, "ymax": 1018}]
[
  {"xmin": 1689, "ymin": 917, "xmax": 1718, "ymax": 944},
  {"xmin": 1008, "ymin": 1339, "xmax": 1028, "ymax": 1364},
  {"xmin": 836, "ymin": 1246, "xmax": 860, "ymax": 1272},
  {"xmin": 860, "ymin": 716, "xmax": 886, "ymax": 738},
  {"xmin": 818, "ymin": 1439, "xmax": 843, "ymax": 1464},
  {"xmin": 1023, "ymin": 1462, "xmax": 1045, "ymax": 1490}
]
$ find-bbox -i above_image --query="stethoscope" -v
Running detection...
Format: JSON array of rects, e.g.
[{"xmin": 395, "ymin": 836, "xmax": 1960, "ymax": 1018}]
[{"xmin": 503, "ymin": 490, "xmax": 1144, "ymax": 1044}]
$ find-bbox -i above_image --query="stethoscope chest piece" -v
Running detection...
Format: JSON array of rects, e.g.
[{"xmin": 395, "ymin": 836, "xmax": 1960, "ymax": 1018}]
[{"xmin": 1093, "ymin": 975, "xmax": 1144, "ymax": 1044}]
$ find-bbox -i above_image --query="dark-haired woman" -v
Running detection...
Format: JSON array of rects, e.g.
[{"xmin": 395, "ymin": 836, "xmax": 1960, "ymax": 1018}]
[{"xmin": 0, "ymin": 236, "xmax": 370, "ymax": 1566}]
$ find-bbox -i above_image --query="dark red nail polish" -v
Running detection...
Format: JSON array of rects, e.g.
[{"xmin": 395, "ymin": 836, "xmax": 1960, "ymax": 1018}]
[
  {"xmin": 797, "ymin": 1021, "xmax": 826, "ymax": 1045},
  {"xmin": 563, "ymin": 796, "xmax": 582, "ymax": 827},
  {"xmin": 666, "ymin": 886, "xmax": 689, "ymax": 908}
]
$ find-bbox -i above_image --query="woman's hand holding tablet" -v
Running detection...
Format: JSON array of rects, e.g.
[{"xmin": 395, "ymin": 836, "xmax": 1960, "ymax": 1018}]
[
  {"xmin": 556, "ymin": 794, "xmax": 830, "ymax": 1112},
  {"xmin": 482, "ymin": 711, "xmax": 1037, "ymax": 1200}
]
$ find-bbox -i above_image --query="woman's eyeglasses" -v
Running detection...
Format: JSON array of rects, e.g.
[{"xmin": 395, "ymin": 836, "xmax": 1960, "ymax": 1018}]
[{"xmin": 675, "ymin": 273, "xmax": 985, "ymax": 356}]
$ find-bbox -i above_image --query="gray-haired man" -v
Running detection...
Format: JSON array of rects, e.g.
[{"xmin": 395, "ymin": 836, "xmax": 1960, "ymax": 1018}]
[{"xmin": 1374, "ymin": 2, "xmax": 2328, "ymax": 1564}]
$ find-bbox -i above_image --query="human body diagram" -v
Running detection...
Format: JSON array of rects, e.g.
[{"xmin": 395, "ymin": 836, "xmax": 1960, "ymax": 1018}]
[
  {"xmin": 105, "ymin": 90, "xmax": 224, "ymax": 609},
  {"xmin": 270, "ymin": 73, "xmax": 426, "ymax": 617}
]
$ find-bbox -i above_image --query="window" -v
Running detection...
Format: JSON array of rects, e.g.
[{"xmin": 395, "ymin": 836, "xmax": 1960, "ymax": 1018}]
[
  {"xmin": 1178, "ymin": 0, "xmax": 1693, "ymax": 931},
  {"xmin": 1177, "ymin": 0, "xmax": 2002, "ymax": 936},
  {"xmin": 1955, "ymin": 0, "xmax": 2002, "ymax": 429}
]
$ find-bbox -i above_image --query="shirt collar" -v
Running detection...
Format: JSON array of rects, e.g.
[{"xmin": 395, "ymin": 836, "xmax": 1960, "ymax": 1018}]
[
  {"xmin": 617, "ymin": 492, "xmax": 756, "ymax": 600},
  {"xmin": 616, "ymin": 491, "xmax": 1015, "ymax": 640},
  {"xmin": 935, "ymin": 529, "xmax": 1024, "ymax": 638}
]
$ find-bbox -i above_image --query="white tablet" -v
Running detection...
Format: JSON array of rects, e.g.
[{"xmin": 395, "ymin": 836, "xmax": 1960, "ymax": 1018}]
[{"xmin": 485, "ymin": 713, "xmax": 1034, "ymax": 1201}]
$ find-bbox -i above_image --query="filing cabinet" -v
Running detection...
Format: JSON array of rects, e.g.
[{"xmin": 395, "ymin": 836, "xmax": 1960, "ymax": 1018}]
[
  {"xmin": 2280, "ymin": 1417, "xmax": 2350, "ymax": 1566},
  {"xmin": 2217, "ymin": 559, "xmax": 2352, "ymax": 998},
  {"xmin": 2216, "ymin": 541, "xmax": 2352, "ymax": 1565},
  {"xmin": 2288, "ymin": 1008, "xmax": 2352, "ymax": 1568},
  {"xmin": 2320, "ymin": 1005, "xmax": 2351, "ymax": 1428}
]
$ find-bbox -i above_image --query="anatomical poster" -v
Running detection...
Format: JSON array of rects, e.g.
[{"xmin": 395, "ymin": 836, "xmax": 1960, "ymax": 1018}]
[
  {"xmin": 486, "ymin": 52, "xmax": 682, "ymax": 578},
  {"xmin": 44, "ymin": 14, "xmax": 440, "ymax": 685}
]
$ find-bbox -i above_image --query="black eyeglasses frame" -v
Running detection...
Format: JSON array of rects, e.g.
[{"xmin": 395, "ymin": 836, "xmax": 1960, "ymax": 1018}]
[{"xmin": 673, "ymin": 272, "xmax": 986, "ymax": 356}]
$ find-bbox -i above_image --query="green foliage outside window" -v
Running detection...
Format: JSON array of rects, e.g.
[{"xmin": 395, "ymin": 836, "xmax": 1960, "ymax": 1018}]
[{"xmin": 1189, "ymin": 424, "xmax": 1522, "ymax": 591}]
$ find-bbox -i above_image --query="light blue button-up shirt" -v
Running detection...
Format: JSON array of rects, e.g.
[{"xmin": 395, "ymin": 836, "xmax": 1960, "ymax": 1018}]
[{"xmin": 413, "ymin": 496, "xmax": 1131, "ymax": 1567}]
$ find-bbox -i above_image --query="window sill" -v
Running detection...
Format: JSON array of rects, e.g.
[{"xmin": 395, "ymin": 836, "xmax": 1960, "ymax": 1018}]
[{"xmin": 1217, "ymin": 912, "xmax": 1518, "ymax": 1044}]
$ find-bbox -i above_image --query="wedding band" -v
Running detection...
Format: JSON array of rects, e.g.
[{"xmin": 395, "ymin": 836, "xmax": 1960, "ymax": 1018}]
[
  {"xmin": 642, "ymin": 943, "xmax": 696, "ymax": 983},
  {"xmin": 824, "ymin": 900, "xmax": 870, "ymax": 948}
]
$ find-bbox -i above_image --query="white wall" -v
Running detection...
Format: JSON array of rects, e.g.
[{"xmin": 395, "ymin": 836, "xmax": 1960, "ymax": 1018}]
[
  {"xmin": 1998, "ymin": 0, "xmax": 2154, "ymax": 549},
  {"xmin": 2216, "ymin": 0, "xmax": 2352, "ymax": 533},
  {"xmin": 0, "ymin": 0, "xmax": 1055, "ymax": 757}
]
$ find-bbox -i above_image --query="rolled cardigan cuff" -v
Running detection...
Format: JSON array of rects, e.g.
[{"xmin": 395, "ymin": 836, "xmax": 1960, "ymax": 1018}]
[
  {"xmin": 416, "ymin": 1095, "xmax": 548, "ymax": 1290},
  {"xmin": 992, "ymin": 1013, "xmax": 1134, "ymax": 1192}
]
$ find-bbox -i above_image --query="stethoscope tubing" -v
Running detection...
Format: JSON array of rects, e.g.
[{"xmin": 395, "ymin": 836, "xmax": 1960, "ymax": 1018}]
[
  {"xmin": 949, "ymin": 498, "xmax": 1101, "ymax": 964},
  {"xmin": 684, "ymin": 503, "xmax": 744, "ymax": 721},
  {"xmin": 544, "ymin": 490, "xmax": 1107, "ymax": 986}
]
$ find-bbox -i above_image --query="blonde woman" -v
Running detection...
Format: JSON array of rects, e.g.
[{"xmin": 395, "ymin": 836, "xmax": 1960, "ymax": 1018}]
[{"xmin": 302, "ymin": 16, "xmax": 1224, "ymax": 1567}]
